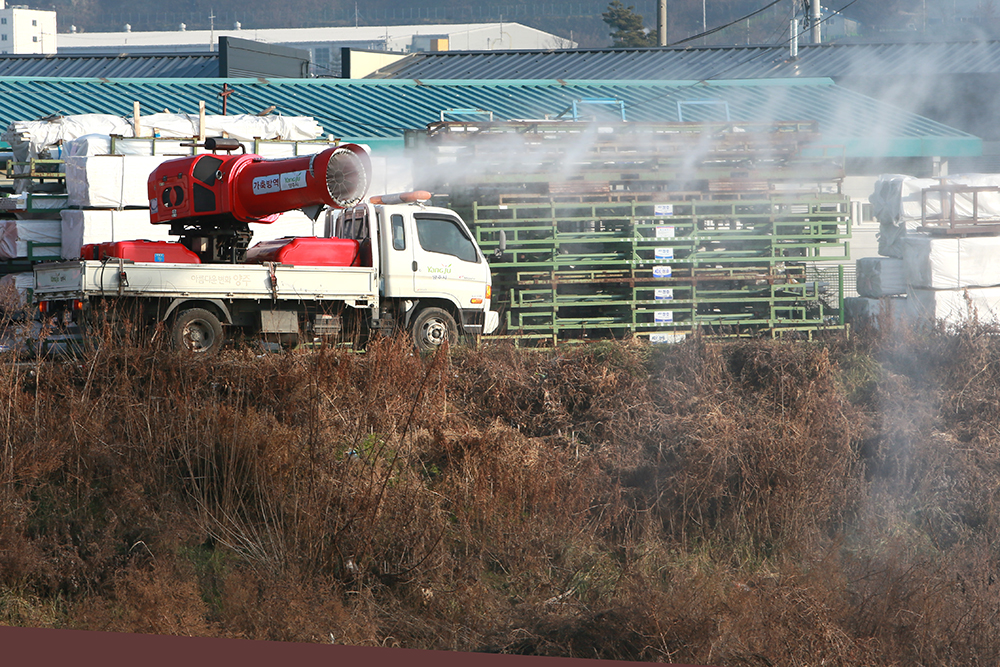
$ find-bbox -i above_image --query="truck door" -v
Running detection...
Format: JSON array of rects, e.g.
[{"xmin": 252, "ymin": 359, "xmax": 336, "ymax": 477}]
[{"xmin": 409, "ymin": 211, "xmax": 486, "ymax": 305}]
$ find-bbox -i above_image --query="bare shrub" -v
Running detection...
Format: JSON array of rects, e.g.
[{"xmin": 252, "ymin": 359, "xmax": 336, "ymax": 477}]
[{"xmin": 3, "ymin": 321, "xmax": 1000, "ymax": 664}]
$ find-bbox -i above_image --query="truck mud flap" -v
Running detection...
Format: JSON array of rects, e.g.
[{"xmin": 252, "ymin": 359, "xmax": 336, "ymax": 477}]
[{"xmin": 459, "ymin": 308, "xmax": 485, "ymax": 335}]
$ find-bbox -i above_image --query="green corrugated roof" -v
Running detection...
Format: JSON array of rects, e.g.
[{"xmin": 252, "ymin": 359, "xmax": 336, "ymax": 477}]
[{"xmin": 0, "ymin": 76, "xmax": 980, "ymax": 158}]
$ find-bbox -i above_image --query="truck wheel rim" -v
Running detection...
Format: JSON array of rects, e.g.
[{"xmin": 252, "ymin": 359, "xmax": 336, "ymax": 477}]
[
  {"xmin": 183, "ymin": 320, "xmax": 215, "ymax": 351},
  {"xmin": 422, "ymin": 319, "xmax": 448, "ymax": 346}
]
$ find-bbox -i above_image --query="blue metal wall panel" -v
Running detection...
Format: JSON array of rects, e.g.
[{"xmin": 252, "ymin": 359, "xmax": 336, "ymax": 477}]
[{"xmin": 0, "ymin": 76, "xmax": 980, "ymax": 158}]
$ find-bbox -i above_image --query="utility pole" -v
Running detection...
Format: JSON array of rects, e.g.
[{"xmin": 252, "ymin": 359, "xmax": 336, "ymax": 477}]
[
  {"xmin": 811, "ymin": 0, "xmax": 821, "ymax": 43},
  {"xmin": 657, "ymin": 0, "xmax": 667, "ymax": 46}
]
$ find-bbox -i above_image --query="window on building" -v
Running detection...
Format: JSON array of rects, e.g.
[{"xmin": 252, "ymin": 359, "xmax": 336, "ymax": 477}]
[
  {"xmin": 33, "ymin": 36, "xmax": 38, "ymax": 42},
  {"xmin": 2, "ymin": 35, "xmax": 8, "ymax": 41},
  {"xmin": 32, "ymin": 19, "xmax": 37, "ymax": 26},
  {"xmin": 1, "ymin": 18, "xmax": 7, "ymax": 25}
]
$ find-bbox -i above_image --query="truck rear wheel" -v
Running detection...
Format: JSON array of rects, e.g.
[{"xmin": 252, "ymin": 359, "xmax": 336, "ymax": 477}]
[
  {"xmin": 411, "ymin": 307, "xmax": 458, "ymax": 353},
  {"xmin": 172, "ymin": 308, "xmax": 224, "ymax": 354}
]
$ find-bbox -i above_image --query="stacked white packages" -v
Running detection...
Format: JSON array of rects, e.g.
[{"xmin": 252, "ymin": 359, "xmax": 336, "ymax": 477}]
[
  {"xmin": 870, "ymin": 174, "xmax": 1000, "ymax": 224},
  {"xmin": 856, "ymin": 257, "xmax": 907, "ymax": 297},
  {"xmin": 902, "ymin": 234, "xmax": 1000, "ymax": 290},
  {"xmin": 0, "ymin": 220, "xmax": 61, "ymax": 260},
  {"xmin": 65, "ymin": 155, "xmax": 173, "ymax": 209},
  {"xmin": 870, "ymin": 174, "xmax": 1000, "ymax": 258},
  {"xmin": 907, "ymin": 287, "xmax": 1000, "ymax": 324},
  {"xmin": 60, "ymin": 209, "xmax": 173, "ymax": 259}
]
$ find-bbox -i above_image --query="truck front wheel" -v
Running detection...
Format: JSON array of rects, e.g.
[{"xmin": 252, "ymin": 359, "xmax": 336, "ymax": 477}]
[
  {"xmin": 411, "ymin": 307, "xmax": 458, "ymax": 353},
  {"xmin": 172, "ymin": 308, "xmax": 225, "ymax": 354}
]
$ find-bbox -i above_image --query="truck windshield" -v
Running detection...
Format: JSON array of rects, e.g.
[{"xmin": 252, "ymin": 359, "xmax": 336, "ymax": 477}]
[{"xmin": 415, "ymin": 214, "xmax": 479, "ymax": 263}]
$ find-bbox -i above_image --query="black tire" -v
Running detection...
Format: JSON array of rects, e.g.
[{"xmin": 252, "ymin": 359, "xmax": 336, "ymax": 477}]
[
  {"xmin": 171, "ymin": 308, "xmax": 225, "ymax": 354},
  {"xmin": 411, "ymin": 307, "xmax": 458, "ymax": 353}
]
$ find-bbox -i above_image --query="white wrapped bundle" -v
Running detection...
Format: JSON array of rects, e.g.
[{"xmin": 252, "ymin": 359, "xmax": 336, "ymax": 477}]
[
  {"xmin": 0, "ymin": 219, "xmax": 61, "ymax": 259},
  {"xmin": 856, "ymin": 257, "xmax": 907, "ymax": 297},
  {"xmin": 871, "ymin": 174, "xmax": 1000, "ymax": 225},
  {"xmin": 136, "ymin": 113, "xmax": 322, "ymax": 143},
  {"xmin": 907, "ymin": 287, "xmax": 1000, "ymax": 325},
  {"xmin": 60, "ymin": 209, "xmax": 171, "ymax": 260},
  {"xmin": 65, "ymin": 155, "xmax": 172, "ymax": 209},
  {"xmin": 903, "ymin": 234, "xmax": 1000, "ymax": 289},
  {"xmin": 871, "ymin": 174, "xmax": 1000, "ymax": 257}
]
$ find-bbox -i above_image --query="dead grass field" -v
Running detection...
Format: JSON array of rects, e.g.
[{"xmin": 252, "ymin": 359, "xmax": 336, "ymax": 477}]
[{"xmin": 1, "ymin": 318, "xmax": 999, "ymax": 665}]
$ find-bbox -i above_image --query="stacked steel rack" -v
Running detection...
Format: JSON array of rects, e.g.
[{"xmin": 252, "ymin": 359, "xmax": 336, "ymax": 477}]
[{"xmin": 411, "ymin": 119, "xmax": 853, "ymax": 343}]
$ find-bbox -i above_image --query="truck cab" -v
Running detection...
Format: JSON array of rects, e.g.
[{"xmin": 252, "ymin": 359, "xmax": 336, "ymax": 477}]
[{"xmin": 333, "ymin": 196, "xmax": 498, "ymax": 350}]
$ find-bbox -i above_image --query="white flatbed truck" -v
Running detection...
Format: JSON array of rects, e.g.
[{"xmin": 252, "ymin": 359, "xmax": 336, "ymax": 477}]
[{"xmin": 32, "ymin": 198, "xmax": 499, "ymax": 353}]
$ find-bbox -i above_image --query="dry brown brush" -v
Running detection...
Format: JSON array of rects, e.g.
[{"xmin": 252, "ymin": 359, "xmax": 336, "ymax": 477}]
[{"xmin": 0, "ymin": 323, "xmax": 999, "ymax": 664}]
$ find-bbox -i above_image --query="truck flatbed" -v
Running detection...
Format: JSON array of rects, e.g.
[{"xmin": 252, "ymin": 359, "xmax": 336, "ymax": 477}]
[{"xmin": 33, "ymin": 259, "xmax": 378, "ymax": 308}]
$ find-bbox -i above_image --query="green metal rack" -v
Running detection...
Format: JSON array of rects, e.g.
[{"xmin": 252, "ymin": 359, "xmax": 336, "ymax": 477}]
[{"xmin": 473, "ymin": 196, "xmax": 850, "ymax": 344}]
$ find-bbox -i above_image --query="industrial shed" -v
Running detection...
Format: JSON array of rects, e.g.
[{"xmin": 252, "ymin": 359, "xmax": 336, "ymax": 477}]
[
  {"xmin": 367, "ymin": 41, "xmax": 1000, "ymax": 169},
  {"xmin": 0, "ymin": 76, "xmax": 977, "ymax": 159}
]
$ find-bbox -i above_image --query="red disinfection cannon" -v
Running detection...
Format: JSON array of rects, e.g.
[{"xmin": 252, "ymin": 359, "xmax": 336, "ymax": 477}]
[{"xmin": 148, "ymin": 137, "xmax": 371, "ymax": 263}]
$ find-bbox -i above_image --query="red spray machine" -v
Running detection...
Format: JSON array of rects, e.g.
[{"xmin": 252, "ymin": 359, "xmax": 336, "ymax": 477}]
[{"xmin": 148, "ymin": 137, "xmax": 372, "ymax": 263}]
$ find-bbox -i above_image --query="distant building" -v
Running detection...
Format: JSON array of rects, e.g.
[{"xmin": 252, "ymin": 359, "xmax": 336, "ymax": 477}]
[
  {"xmin": 57, "ymin": 23, "xmax": 577, "ymax": 77},
  {"xmin": 0, "ymin": 1, "xmax": 56, "ymax": 54},
  {"xmin": 820, "ymin": 6, "xmax": 861, "ymax": 41}
]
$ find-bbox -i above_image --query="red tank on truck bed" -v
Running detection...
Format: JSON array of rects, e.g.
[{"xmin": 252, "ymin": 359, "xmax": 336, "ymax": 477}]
[
  {"xmin": 85, "ymin": 240, "xmax": 202, "ymax": 264},
  {"xmin": 244, "ymin": 237, "xmax": 362, "ymax": 267}
]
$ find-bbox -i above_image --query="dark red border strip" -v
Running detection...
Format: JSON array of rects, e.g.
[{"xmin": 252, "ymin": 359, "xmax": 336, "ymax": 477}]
[{"xmin": 0, "ymin": 626, "xmax": 713, "ymax": 667}]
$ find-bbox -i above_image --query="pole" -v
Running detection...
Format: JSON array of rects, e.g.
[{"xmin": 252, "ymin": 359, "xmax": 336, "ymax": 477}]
[
  {"xmin": 811, "ymin": 0, "xmax": 820, "ymax": 43},
  {"xmin": 657, "ymin": 0, "xmax": 667, "ymax": 46}
]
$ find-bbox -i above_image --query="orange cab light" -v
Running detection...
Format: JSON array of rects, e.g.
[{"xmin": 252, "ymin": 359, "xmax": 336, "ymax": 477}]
[
  {"xmin": 369, "ymin": 190, "xmax": 432, "ymax": 205},
  {"xmin": 37, "ymin": 301, "xmax": 48, "ymax": 313},
  {"xmin": 73, "ymin": 300, "xmax": 84, "ymax": 311},
  {"xmin": 486, "ymin": 285, "xmax": 492, "ymax": 299},
  {"xmin": 471, "ymin": 297, "xmax": 483, "ymax": 305}
]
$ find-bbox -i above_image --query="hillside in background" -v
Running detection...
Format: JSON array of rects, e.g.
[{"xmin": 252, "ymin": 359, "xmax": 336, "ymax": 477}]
[{"xmin": 2, "ymin": 319, "xmax": 1000, "ymax": 664}]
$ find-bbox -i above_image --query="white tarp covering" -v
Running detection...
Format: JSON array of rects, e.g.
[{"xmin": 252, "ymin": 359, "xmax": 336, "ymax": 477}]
[
  {"xmin": 903, "ymin": 234, "xmax": 1000, "ymax": 290},
  {"xmin": 64, "ymin": 134, "xmax": 339, "ymax": 159},
  {"xmin": 3, "ymin": 113, "xmax": 324, "ymax": 192},
  {"xmin": 65, "ymin": 155, "xmax": 172, "ymax": 209},
  {"xmin": 60, "ymin": 209, "xmax": 171, "ymax": 259},
  {"xmin": 908, "ymin": 286, "xmax": 1000, "ymax": 325},
  {"xmin": 870, "ymin": 174, "xmax": 1000, "ymax": 258},
  {"xmin": 856, "ymin": 257, "xmax": 907, "ymax": 297},
  {"xmin": 0, "ymin": 220, "xmax": 61, "ymax": 259},
  {"xmin": 3, "ymin": 114, "xmax": 134, "ymax": 162},
  {"xmin": 870, "ymin": 174, "xmax": 1000, "ymax": 224},
  {"xmin": 134, "ymin": 113, "xmax": 322, "ymax": 143}
]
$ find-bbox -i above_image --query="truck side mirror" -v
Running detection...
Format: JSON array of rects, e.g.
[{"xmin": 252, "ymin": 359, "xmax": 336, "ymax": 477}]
[{"xmin": 494, "ymin": 230, "xmax": 506, "ymax": 259}]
